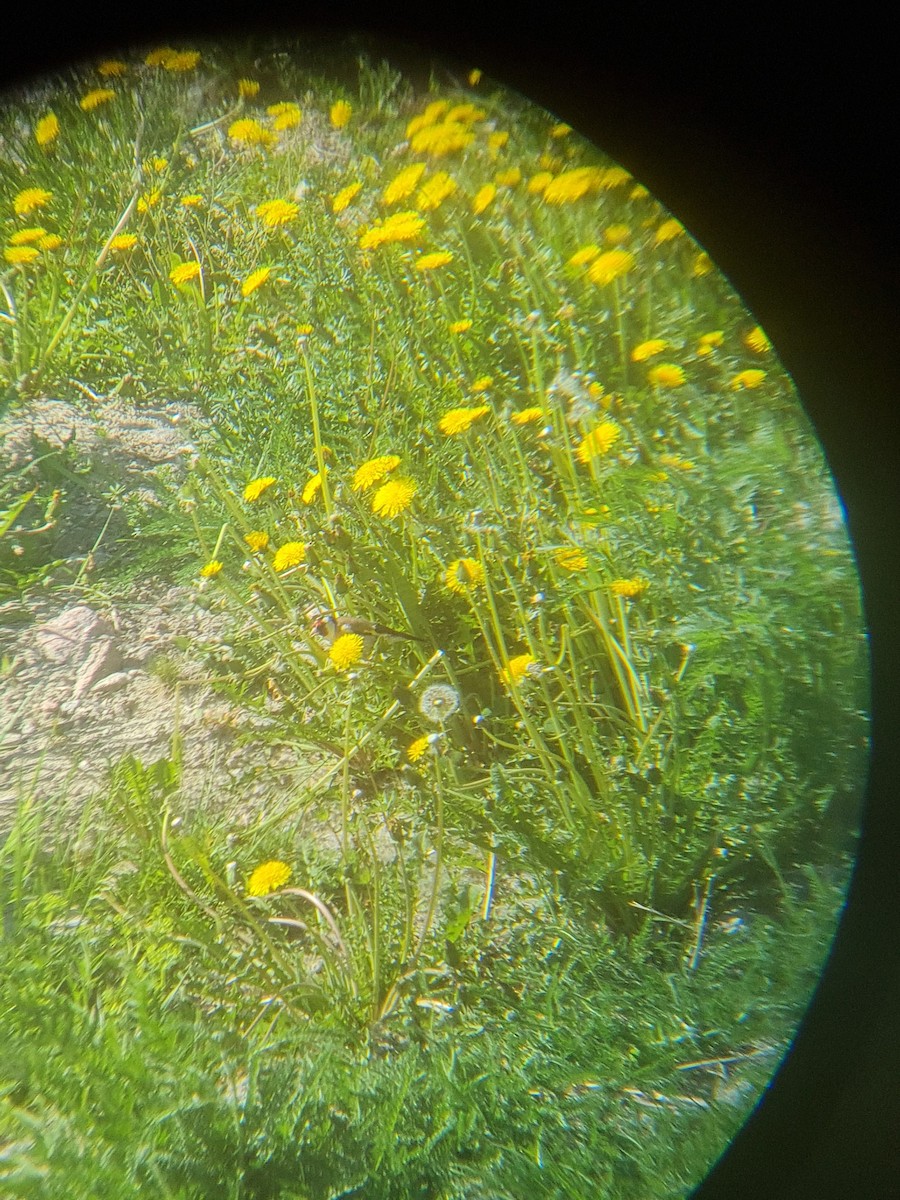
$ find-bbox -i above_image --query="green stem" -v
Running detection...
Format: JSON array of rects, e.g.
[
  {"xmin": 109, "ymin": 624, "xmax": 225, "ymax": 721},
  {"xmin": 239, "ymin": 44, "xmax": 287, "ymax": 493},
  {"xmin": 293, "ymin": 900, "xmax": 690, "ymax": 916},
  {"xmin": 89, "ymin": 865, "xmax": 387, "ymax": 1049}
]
[
  {"xmin": 300, "ymin": 348, "xmax": 333, "ymax": 518},
  {"xmin": 409, "ymin": 755, "xmax": 445, "ymax": 971}
]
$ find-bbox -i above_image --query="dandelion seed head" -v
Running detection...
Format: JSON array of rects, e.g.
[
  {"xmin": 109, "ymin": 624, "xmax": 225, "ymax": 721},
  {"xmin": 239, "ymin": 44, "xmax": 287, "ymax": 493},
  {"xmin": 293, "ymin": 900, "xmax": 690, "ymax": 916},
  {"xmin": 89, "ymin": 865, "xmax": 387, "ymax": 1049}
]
[{"xmin": 419, "ymin": 684, "xmax": 460, "ymax": 723}]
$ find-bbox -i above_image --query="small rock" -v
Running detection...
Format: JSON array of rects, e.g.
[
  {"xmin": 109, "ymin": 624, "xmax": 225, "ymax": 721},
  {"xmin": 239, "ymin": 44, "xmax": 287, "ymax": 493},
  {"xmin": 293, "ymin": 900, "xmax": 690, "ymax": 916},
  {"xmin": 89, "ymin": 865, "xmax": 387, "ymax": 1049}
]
[
  {"xmin": 35, "ymin": 606, "xmax": 115, "ymax": 666},
  {"xmin": 72, "ymin": 637, "xmax": 123, "ymax": 702},
  {"xmin": 91, "ymin": 671, "xmax": 130, "ymax": 696}
]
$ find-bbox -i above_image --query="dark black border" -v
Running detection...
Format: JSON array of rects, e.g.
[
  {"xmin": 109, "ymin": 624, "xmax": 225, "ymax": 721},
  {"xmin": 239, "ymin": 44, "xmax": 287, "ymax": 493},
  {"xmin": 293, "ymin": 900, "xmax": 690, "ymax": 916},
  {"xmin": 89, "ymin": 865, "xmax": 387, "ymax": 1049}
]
[{"xmin": 2, "ymin": 9, "xmax": 898, "ymax": 1199}]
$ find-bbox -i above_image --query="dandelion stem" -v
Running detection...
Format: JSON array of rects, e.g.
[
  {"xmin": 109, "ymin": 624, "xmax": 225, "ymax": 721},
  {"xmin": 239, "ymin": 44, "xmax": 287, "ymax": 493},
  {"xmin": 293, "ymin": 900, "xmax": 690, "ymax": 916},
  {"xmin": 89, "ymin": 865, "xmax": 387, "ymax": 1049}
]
[
  {"xmin": 482, "ymin": 848, "xmax": 496, "ymax": 920},
  {"xmin": 300, "ymin": 348, "xmax": 332, "ymax": 518}
]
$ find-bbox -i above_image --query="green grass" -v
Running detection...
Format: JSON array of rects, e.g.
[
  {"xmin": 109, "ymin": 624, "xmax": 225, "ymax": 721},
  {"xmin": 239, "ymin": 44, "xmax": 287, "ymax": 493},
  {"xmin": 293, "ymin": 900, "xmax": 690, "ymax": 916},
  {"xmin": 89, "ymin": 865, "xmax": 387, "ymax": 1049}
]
[{"xmin": 0, "ymin": 35, "xmax": 868, "ymax": 1199}]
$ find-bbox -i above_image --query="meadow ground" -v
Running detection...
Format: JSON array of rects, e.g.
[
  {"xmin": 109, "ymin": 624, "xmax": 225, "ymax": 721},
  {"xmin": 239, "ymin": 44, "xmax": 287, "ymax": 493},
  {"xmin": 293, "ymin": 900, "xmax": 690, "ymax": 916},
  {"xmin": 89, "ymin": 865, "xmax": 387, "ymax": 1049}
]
[{"xmin": 0, "ymin": 38, "xmax": 869, "ymax": 1199}]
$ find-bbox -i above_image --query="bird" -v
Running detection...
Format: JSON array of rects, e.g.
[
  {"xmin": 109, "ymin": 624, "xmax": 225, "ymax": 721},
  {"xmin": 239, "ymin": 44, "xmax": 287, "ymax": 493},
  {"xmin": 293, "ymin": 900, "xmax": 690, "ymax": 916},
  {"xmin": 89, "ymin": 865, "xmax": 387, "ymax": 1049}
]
[{"xmin": 305, "ymin": 604, "xmax": 424, "ymax": 648}]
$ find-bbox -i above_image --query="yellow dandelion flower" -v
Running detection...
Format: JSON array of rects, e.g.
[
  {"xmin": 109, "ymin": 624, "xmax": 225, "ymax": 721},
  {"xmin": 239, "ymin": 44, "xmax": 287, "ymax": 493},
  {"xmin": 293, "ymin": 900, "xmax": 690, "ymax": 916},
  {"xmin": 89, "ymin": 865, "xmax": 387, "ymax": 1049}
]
[
  {"xmin": 744, "ymin": 326, "xmax": 771, "ymax": 353},
  {"xmin": 13, "ymin": 187, "xmax": 52, "ymax": 215},
  {"xmin": 500, "ymin": 654, "xmax": 537, "ymax": 688},
  {"xmin": 180, "ymin": 194, "xmax": 204, "ymax": 208},
  {"xmin": 406, "ymin": 101, "xmax": 449, "ymax": 137},
  {"xmin": 654, "ymin": 218, "xmax": 684, "ymax": 244},
  {"xmin": 568, "ymin": 244, "xmax": 600, "ymax": 268},
  {"xmin": 371, "ymin": 477, "xmax": 417, "ymax": 518},
  {"xmin": 468, "ymin": 68, "xmax": 482, "ymax": 86},
  {"xmin": 415, "ymin": 251, "xmax": 453, "ymax": 272},
  {"xmin": 145, "ymin": 47, "xmax": 178, "ymax": 67},
  {"xmin": 698, "ymin": 330, "xmax": 725, "ymax": 350},
  {"xmin": 244, "ymin": 530, "xmax": 270, "ymax": 552},
  {"xmin": 488, "ymin": 130, "xmax": 509, "ymax": 152},
  {"xmin": 730, "ymin": 369, "xmax": 767, "ymax": 390},
  {"xmin": 80, "ymin": 88, "xmax": 115, "ymax": 112},
  {"xmin": 608, "ymin": 578, "xmax": 649, "ymax": 598},
  {"xmin": 471, "ymin": 376, "xmax": 493, "ymax": 393},
  {"xmin": 472, "ymin": 183, "xmax": 496, "ymax": 214},
  {"xmin": 35, "ymin": 113, "xmax": 59, "ymax": 146},
  {"xmin": 97, "ymin": 60, "xmax": 126, "ymax": 77},
  {"xmin": 410, "ymin": 122, "xmax": 474, "ymax": 157},
  {"xmin": 200, "ymin": 560, "xmax": 223, "ymax": 578},
  {"xmin": 329, "ymin": 633, "xmax": 364, "ymax": 670},
  {"xmin": 648, "ymin": 363, "xmax": 686, "ymax": 388},
  {"xmin": 692, "ymin": 252, "xmax": 712, "ymax": 277},
  {"xmin": 604, "ymin": 223, "xmax": 631, "ymax": 244},
  {"xmin": 576, "ymin": 421, "xmax": 620, "ymax": 463},
  {"xmin": 268, "ymin": 102, "xmax": 302, "ymax": 130},
  {"xmin": 449, "ymin": 319, "xmax": 473, "ymax": 334},
  {"xmin": 416, "ymin": 171, "xmax": 457, "ymax": 211},
  {"xmin": 551, "ymin": 122, "xmax": 572, "ymax": 138},
  {"xmin": 494, "ymin": 166, "xmax": 522, "ymax": 188},
  {"xmin": 4, "ymin": 246, "xmax": 40, "ymax": 265},
  {"xmin": 555, "ymin": 547, "xmax": 588, "ymax": 571},
  {"xmin": 228, "ymin": 119, "xmax": 278, "ymax": 150},
  {"xmin": 444, "ymin": 557, "xmax": 485, "ymax": 594},
  {"xmin": 302, "ymin": 471, "xmax": 327, "ymax": 504},
  {"xmin": 358, "ymin": 210, "xmax": 425, "ymax": 250},
  {"xmin": 439, "ymin": 406, "xmax": 490, "ymax": 435},
  {"xmin": 587, "ymin": 249, "xmax": 635, "ymax": 285},
  {"xmin": 238, "ymin": 78, "xmax": 260, "ymax": 98},
  {"xmin": 256, "ymin": 199, "xmax": 299, "ymax": 228},
  {"xmin": 241, "ymin": 267, "xmax": 271, "ymax": 297},
  {"xmin": 527, "ymin": 171, "xmax": 554, "ymax": 194},
  {"xmin": 37, "ymin": 233, "xmax": 62, "ymax": 251},
  {"xmin": 330, "ymin": 100, "xmax": 352, "ymax": 128},
  {"xmin": 658, "ymin": 453, "xmax": 695, "ymax": 471},
  {"xmin": 9, "ymin": 227, "xmax": 46, "ymax": 245},
  {"xmin": 541, "ymin": 155, "xmax": 561, "ymax": 172},
  {"xmin": 382, "ymin": 163, "xmax": 427, "ymax": 204},
  {"xmin": 542, "ymin": 166, "xmax": 603, "ymax": 204},
  {"xmin": 109, "ymin": 233, "xmax": 138, "ymax": 252},
  {"xmin": 352, "ymin": 454, "xmax": 401, "ymax": 491},
  {"xmin": 445, "ymin": 103, "xmax": 485, "ymax": 124},
  {"xmin": 272, "ymin": 542, "xmax": 306, "ymax": 571},
  {"xmin": 136, "ymin": 189, "xmax": 161, "ymax": 213},
  {"xmin": 164, "ymin": 51, "xmax": 201, "ymax": 72},
  {"xmin": 511, "ymin": 406, "xmax": 544, "ymax": 426},
  {"xmin": 631, "ymin": 339, "xmax": 667, "ymax": 362},
  {"xmin": 169, "ymin": 261, "xmax": 201, "ymax": 286},
  {"xmin": 246, "ymin": 860, "xmax": 292, "ymax": 897},
  {"xmin": 243, "ymin": 476, "xmax": 276, "ymax": 501},
  {"xmin": 630, "ymin": 183, "xmax": 650, "ymax": 200},
  {"xmin": 332, "ymin": 182, "xmax": 363, "ymax": 213},
  {"xmin": 407, "ymin": 735, "xmax": 431, "ymax": 763},
  {"xmin": 296, "ymin": 323, "xmax": 314, "ymax": 336},
  {"xmin": 600, "ymin": 167, "xmax": 631, "ymax": 189}
]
